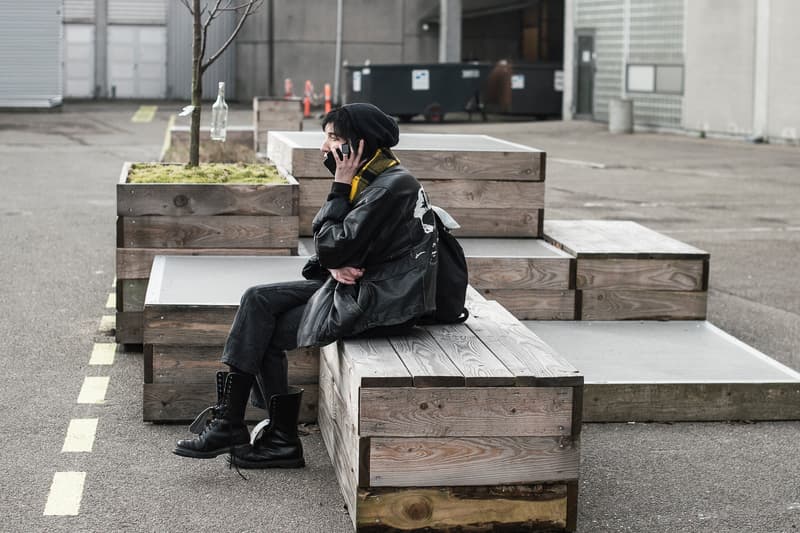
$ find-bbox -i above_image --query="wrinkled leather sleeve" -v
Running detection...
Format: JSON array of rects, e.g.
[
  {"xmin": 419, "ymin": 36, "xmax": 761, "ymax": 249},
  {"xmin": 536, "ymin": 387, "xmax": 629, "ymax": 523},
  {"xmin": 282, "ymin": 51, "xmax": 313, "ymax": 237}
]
[
  {"xmin": 301, "ymin": 255, "xmax": 329, "ymax": 280},
  {"xmin": 312, "ymin": 183, "xmax": 396, "ymax": 269}
]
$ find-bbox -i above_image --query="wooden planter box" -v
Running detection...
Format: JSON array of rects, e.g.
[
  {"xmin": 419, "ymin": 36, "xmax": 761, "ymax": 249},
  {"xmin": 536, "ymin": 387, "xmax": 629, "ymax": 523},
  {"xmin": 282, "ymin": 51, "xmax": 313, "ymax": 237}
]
[
  {"xmin": 115, "ymin": 161, "xmax": 300, "ymax": 344},
  {"xmin": 161, "ymin": 126, "xmax": 256, "ymax": 164},
  {"xmin": 267, "ymin": 131, "xmax": 546, "ymax": 238},
  {"xmin": 252, "ymin": 97, "xmax": 303, "ymax": 156}
]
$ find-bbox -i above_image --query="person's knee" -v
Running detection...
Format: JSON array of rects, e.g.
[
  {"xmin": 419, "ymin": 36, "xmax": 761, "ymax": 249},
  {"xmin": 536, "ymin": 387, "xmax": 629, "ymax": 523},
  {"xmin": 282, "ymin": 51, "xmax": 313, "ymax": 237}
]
[{"xmin": 240, "ymin": 285, "xmax": 268, "ymax": 309}]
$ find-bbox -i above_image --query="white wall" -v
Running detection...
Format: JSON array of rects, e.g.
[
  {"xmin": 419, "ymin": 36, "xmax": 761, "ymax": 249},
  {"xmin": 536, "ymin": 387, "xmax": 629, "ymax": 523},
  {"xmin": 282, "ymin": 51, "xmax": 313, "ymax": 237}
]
[{"xmin": 766, "ymin": 0, "xmax": 800, "ymax": 142}]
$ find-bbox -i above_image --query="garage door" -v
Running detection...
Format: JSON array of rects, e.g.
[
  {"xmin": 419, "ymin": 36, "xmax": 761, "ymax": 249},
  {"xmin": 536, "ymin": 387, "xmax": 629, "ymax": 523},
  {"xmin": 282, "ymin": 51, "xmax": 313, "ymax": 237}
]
[
  {"xmin": 108, "ymin": 25, "xmax": 166, "ymax": 98},
  {"xmin": 64, "ymin": 24, "xmax": 95, "ymax": 98}
]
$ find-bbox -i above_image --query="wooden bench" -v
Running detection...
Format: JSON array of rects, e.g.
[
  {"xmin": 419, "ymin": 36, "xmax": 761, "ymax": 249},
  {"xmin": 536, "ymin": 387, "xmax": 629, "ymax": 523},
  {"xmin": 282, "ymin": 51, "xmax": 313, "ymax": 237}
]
[{"xmin": 320, "ymin": 291, "xmax": 583, "ymax": 532}]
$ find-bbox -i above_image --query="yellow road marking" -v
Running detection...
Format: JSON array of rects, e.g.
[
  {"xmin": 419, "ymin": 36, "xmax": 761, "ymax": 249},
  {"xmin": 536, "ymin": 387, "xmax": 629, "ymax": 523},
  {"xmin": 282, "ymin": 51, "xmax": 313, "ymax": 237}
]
[
  {"xmin": 105, "ymin": 293, "xmax": 116, "ymax": 309},
  {"xmin": 89, "ymin": 343, "xmax": 116, "ymax": 365},
  {"xmin": 112, "ymin": 277, "xmax": 116, "ymax": 288},
  {"xmin": 131, "ymin": 105, "xmax": 157, "ymax": 123},
  {"xmin": 99, "ymin": 315, "xmax": 115, "ymax": 333},
  {"xmin": 43, "ymin": 472, "xmax": 86, "ymax": 515},
  {"xmin": 62, "ymin": 419, "xmax": 98, "ymax": 453},
  {"xmin": 161, "ymin": 114, "xmax": 176, "ymax": 158},
  {"xmin": 77, "ymin": 377, "xmax": 109, "ymax": 404}
]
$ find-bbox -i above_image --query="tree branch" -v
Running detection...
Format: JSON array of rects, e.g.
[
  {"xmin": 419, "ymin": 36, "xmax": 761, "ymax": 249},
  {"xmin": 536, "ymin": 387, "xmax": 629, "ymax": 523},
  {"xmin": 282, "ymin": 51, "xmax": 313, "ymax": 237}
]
[
  {"xmin": 179, "ymin": 0, "xmax": 193, "ymax": 15},
  {"xmin": 201, "ymin": 0, "xmax": 261, "ymax": 72}
]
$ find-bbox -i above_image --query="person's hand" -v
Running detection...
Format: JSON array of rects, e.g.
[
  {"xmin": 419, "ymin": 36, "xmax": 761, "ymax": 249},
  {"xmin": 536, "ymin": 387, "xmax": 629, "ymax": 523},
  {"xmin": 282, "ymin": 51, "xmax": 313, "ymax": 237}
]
[
  {"xmin": 328, "ymin": 266, "xmax": 365, "ymax": 285},
  {"xmin": 332, "ymin": 139, "xmax": 365, "ymax": 185}
]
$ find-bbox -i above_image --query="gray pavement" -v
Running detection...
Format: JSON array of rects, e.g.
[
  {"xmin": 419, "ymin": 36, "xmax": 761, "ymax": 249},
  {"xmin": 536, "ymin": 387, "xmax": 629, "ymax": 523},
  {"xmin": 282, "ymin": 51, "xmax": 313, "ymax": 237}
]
[{"xmin": 0, "ymin": 103, "xmax": 798, "ymax": 532}]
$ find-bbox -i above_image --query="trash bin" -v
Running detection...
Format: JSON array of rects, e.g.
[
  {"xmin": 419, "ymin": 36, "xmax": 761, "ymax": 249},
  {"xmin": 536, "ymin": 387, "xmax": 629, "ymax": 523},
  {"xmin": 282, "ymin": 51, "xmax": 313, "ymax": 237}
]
[
  {"xmin": 608, "ymin": 98, "xmax": 634, "ymax": 134},
  {"xmin": 344, "ymin": 62, "xmax": 492, "ymax": 122},
  {"xmin": 484, "ymin": 61, "xmax": 563, "ymax": 118}
]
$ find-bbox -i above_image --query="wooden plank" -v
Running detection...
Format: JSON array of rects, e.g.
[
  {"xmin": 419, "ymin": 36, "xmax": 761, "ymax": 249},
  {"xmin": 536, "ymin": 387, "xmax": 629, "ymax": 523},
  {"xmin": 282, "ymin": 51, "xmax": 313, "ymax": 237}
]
[
  {"xmin": 341, "ymin": 337, "xmax": 413, "ymax": 388},
  {"xmin": 117, "ymin": 182, "xmax": 298, "ymax": 217},
  {"xmin": 121, "ymin": 215, "xmax": 299, "ymax": 249},
  {"xmin": 142, "ymin": 382, "xmax": 318, "ymax": 423},
  {"xmin": 359, "ymin": 386, "xmax": 573, "ymax": 437},
  {"xmin": 544, "ymin": 220, "xmax": 709, "ymax": 259},
  {"xmin": 580, "ymin": 290, "xmax": 707, "ymax": 320},
  {"xmin": 479, "ymin": 289, "xmax": 577, "ymax": 320},
  {"xmin": 465, "ymin": 299, "xmax": 582, "ymax": 386},
  {"xmin": 368, "ymin": 435, "xmax": 579, "ymax": 486},
  {"xmin": 423, "ymin": 323, "xmax": 515, "ymax": 386},
  {"xmin": 423, "ymin": 179, "xmax": 545, "ymax": 209},
  {"xmin": 319, "ymin": 354, "xmax": 360, "ymax": 525},
  {"xmin": 468, "ymin": 256, "xmax": 571, "ymax": 290},
  {"xmin": 116, "ymin": 247, "xmax": 293, "ymax": 279},
  {"xmin": 356, "ymin": 484, "xmax": 568, "ymax": 532},
  {"xmin": 577, "ymin": 258, "xmax": 706, "ymax": 291},
  {"xmin": 115, "ymin": 310, "xmax": 142, "ymax": 344},
  {"xmin": 387, "ymin": 329, "xmax": 465, "ymax": 387},
  {"xmin": 120, "ymin": 279, "xmax": 147, "ymax": 312},
  {"xmin": 448, "ymin": 208, "xmax": 542, "ymax": 238},
  {"xmin": 254, "ymin": 96, "xmax": 303, "ymax": 115},
  {"xmin": 583, "ymin": 382, "xmax": 800, "ymax": 422},
  {"xmin": 143, "ymin": 306, "xmax": 237, "ymax": 345},
  {"xmin": 151, "ymin": 344, "xmax": 319, "ymax": 384}
]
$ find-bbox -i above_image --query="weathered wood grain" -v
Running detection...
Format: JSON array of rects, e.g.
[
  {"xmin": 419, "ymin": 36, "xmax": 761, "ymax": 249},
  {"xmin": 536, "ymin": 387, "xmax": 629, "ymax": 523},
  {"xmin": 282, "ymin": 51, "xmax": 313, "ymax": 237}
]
[
  {"xmin": 150, "ymin": 344, "xmax": 319, "ymax": 384},
  {"xmin": 341, "ymin": 337, "xmax": 413, "ymax": 388},
  {"xmin": 544, "ymin": 220, "xmax": 709, "ymax": 259},
  {"xmin": 583, "ymin": 382, "xmax": 800, "ymax": 422},
  {"xmin": 577, "ymin": 258, "xmax": 706, "ymax": 291},
  {"xmin": 142, "ymin": 382, "xmax": 317, "ymax": 423},
  {"xmin": 143, "ymin": 306, "xmax": 237, "ymax": 345},
  {"xmin": 253, "ymin": 96, "xmax": 303, "ymax": 115},
  {"xmin": 468, "ymin": 256, "xmax": 571, "ymax": 290},
  {"xmin": 116, "ymin": 247, "xmax": 293, "ymax": 279},
  {"xmin": 580, "ymin": 290, "xmax": 707, "ymax": 320},
  {"xmin": 423, "ymin": 323, "xmax": 515, "ymax": 387},
  {"xmin": 368, "ymin": 435, "xmax": 579, "ymax": 486},
  {"xmin": 121, "ymin": 215, "xmax": 299, "ymax": 249},
  {"xmin": 356, "ymin": 484, "xmax": 568, "ymax": 532},
  {"xmin": 120, "ymin": 279, "xmax": 147, "ymax": 312},
  {"xmin": 465, "ymin": 299, "xmax": 582, "ymax": 386},
  {"xmin": 479, "ymin": 288, "xmax": 577, "ymax": 320},
  {"xmin": 359, "ymin": 387, "xmax": 573, "ymax": 437},
  {"xmin": 387, "ymin": 329, "xmax": 465, "ymax": 387},
  {"xmin": 117, "ymin": 181, "xmax": 298, "ymax": 217}
]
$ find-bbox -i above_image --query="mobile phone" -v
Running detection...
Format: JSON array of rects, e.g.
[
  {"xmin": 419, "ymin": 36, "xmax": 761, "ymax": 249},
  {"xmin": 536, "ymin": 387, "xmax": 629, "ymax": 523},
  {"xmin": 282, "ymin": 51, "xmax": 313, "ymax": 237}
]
[{"xmin": 323, "ymin": 143, "xmax": 351, "ymax": 175}]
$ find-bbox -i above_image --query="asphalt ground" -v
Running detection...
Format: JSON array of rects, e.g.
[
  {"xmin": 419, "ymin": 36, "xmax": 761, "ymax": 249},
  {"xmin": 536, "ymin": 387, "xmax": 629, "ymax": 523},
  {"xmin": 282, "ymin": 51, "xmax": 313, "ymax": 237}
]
[{"xmin": 0, "ymin": 102, "xmax": 797, "ymax": 532}]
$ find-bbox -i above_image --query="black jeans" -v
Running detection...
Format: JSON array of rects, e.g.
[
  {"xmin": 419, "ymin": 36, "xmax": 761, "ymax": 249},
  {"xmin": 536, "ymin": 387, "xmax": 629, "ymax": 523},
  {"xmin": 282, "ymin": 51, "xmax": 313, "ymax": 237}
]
[{"xmin": 221, "ymin": 279, "xmax": 324, "ymax": 408}]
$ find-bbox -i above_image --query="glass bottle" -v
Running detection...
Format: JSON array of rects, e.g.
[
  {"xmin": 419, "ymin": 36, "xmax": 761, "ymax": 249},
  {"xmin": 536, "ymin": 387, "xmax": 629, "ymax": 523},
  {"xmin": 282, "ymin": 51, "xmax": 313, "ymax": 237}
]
[{"xmin": 210, "ymin": 82, "xmax": 228, "ymax": 142}]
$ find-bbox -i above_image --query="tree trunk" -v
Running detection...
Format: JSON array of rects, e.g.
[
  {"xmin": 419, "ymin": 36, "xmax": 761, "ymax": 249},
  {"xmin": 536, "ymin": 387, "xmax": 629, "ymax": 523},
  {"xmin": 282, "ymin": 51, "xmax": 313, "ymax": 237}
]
[{"xmin": 188, "ymin": 0, "xmax": 203, "ymax": 168}]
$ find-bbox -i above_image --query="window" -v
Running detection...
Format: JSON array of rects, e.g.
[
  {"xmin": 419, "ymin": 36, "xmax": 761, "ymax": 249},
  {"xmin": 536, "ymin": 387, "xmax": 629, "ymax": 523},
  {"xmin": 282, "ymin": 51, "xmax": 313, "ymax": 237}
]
[{"xmin": 627, "ymin": 64, "xmax": 683, "ymax": 94}]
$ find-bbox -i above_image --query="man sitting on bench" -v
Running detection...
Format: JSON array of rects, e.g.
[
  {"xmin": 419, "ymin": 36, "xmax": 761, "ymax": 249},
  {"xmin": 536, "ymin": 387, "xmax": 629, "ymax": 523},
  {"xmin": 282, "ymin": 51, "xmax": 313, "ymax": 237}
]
[{"xmin": 174, "ymin": 103, "xmax": 438, "ymax": 469}]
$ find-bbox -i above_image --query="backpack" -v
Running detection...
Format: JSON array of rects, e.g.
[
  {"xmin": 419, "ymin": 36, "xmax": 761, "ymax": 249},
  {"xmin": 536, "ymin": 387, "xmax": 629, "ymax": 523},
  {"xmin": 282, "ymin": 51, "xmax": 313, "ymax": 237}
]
[{"xmin": 428, "ymin": 208, "xmax": 469, "ymax": 324}]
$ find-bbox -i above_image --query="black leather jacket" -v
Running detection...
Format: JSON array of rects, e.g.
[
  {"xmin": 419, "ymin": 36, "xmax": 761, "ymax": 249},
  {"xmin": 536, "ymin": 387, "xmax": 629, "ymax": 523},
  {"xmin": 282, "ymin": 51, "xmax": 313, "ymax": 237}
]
[{"xmin": 296, "ymin": 165, "xmax": 437, "ymax": 347}]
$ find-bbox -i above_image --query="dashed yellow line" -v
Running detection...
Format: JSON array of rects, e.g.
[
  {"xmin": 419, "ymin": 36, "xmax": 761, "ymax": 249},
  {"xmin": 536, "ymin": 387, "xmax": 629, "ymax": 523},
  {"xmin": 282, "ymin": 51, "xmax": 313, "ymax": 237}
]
[
  {"xmin": 89, "ymin": 343, "xmax": 116, "ymax": 365},
  {"xmin": 99, "ymin": 315, "xmax": 115, "ymax": 333},
  {"xmin": 77, "ymin": 377, "xmax": 109, "ymax": 404},
  {"xmin": 131, "ymin": 105, "xmax": 158, "ymax": 123},
  {"xmin": 44, "ymin": 472, "xmax": 86, "ymax": 515},
  {"xmin": 105, "ymin": 293, "xmax": 116, "ymax": 309},
  {"xmin": 62, "ymin": 419, "xmax": 98, "ymax": 453}
]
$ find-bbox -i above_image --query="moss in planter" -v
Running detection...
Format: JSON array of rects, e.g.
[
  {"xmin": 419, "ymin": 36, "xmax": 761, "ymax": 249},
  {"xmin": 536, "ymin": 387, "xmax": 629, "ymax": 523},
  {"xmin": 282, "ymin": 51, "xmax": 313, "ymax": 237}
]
[{"xmin": 128, "ymin": 163, "xmax": 287, "ymax": 184}]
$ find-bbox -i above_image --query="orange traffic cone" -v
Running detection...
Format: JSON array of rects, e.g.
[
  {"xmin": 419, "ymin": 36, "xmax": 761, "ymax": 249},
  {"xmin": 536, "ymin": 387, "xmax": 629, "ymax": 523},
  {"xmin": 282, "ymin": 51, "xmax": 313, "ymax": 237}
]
[
  {"xmin": 324, "ymin": 83, "xmax": 332, "ymax": 113},
  {"xmin": 303, "ymin": 80, "xmax": 313, "ymax": 118},
  {"xmin": 284, "ymin": 78, "xmax": 294, "ymax": 98}
]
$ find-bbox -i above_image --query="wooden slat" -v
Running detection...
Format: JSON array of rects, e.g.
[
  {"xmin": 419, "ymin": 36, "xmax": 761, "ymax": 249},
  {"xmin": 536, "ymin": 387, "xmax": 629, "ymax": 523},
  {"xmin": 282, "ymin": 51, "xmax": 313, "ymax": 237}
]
[
  {"xmin": 341, "ymin": 337, "xmax": 413, "ymax": 388},
  {"xmin": 448, "ymin": 208, "xmax": 542, "ymax": 237},
  {"xmin": 479, "ymin": 289, "xmax": 577, "ymax": 320},
  {"xmin": 142, "ymin": 382, "xmax": 318, "ymax": 423},
  {"xmin": 387, "ymin": 329, "xmax": 464, "ymax": 387},
  {"xmin": 465, "ymin": 300, "xmax": 582, "ymax": 386},
  {"xmin": 423, "ymin": 323, "xmax": 515, "ymax": 387},
  {"xmin": 359, "ymin": 387, "xmax": 573, "ymax": 437},
  {"xmin": 583, "ymin": 382, "xmax": 800, "ymax": 422},
  {"xmin": 356, "ymin": 484, "xmax": 568, "ymax": 532},
  {"xmin": 117, "ymin": 182, "xmax": 298, "ymax": 217},
  {"xmin": 151, "ymin": 344, "xmax": 319, "ymax": 384},
  {"xmin": 254, "ymin": 97, "xmax": 302, "ymax": 115},
  {"xmin": 577, "ymin": 258, "xmax": 706, "ymax": 291},
  {"xmin": 468, "ymin": 256, "xmax": 571, "ymax": 290},
  {"xmin": 115, "ymin": 310, "xmax": 142, "ymax": 344},
  {"xmin": 116, "ymin": 247, "xmax": 293, "ymax": 279},
  {"xmin": 580, "ymin": 290, "xmax": 707, "ymax": 320},
  {"xmin": 143, "ymin": 306, "xmax": 236, "ymax": 345},
  {"xmin": 368, "ymin": 435, "xmax": 578, "ymax": 487},
  {"xmin": 121, "ymin": 215, "xmax": 299, "ymax": 249},
  {"xmin": 120, "ymin": 279, "xmax": 147, "ymax": 312},
  {"xmin": 544, "ymin": 220, "xmax": 709, "ymax": 259}
]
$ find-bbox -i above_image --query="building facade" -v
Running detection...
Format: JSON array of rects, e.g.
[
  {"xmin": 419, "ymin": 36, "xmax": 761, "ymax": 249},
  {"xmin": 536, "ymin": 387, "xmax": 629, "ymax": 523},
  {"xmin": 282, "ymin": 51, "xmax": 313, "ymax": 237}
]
[{"xmin": 562, "ymin": 0, "xmax": 800, "ymax": 143}]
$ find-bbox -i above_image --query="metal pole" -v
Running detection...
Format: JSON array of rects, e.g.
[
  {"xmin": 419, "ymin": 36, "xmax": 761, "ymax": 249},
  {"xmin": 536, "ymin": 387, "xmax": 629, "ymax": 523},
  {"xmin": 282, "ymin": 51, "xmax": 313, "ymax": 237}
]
[
  {"xmin": 333, "ymin": 0, "xmax": 343, "ymax": 106},
  {"xmin": 95, "ymin": 0, "xmax": 108, "ymax": 98},
  {"xmin": 438, "ymin": 0, "xmax": 462, "ymax": 63}
]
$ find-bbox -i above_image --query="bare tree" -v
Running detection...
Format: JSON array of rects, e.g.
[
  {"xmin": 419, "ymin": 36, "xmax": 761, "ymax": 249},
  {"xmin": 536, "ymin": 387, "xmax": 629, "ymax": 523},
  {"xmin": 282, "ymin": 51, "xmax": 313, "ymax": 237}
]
[{"xmin": 180, "ymin": 0, "xmax": 263, "ymax": 167}]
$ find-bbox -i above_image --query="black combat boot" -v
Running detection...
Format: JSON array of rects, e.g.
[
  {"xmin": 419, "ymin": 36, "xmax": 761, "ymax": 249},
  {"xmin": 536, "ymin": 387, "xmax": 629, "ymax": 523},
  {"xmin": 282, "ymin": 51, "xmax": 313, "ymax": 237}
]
[
  {"xmin": 173, "ymin": 371, "xmax": 253, "ymax": 459},
  {"xmin": 229, "ymin": 387, "xmax": 305, "ymax": 469}
]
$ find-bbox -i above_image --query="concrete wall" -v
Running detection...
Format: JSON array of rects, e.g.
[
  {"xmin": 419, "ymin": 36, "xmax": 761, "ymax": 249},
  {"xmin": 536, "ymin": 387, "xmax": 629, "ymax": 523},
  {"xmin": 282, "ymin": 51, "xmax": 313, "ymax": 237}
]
[
  {"xmin": 683, "ymin": 0, "xmax": 756, "ymax": 136},
  {"xmin": 766, "ymin": 0, "xmax": 800, "ymax": 142}
]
